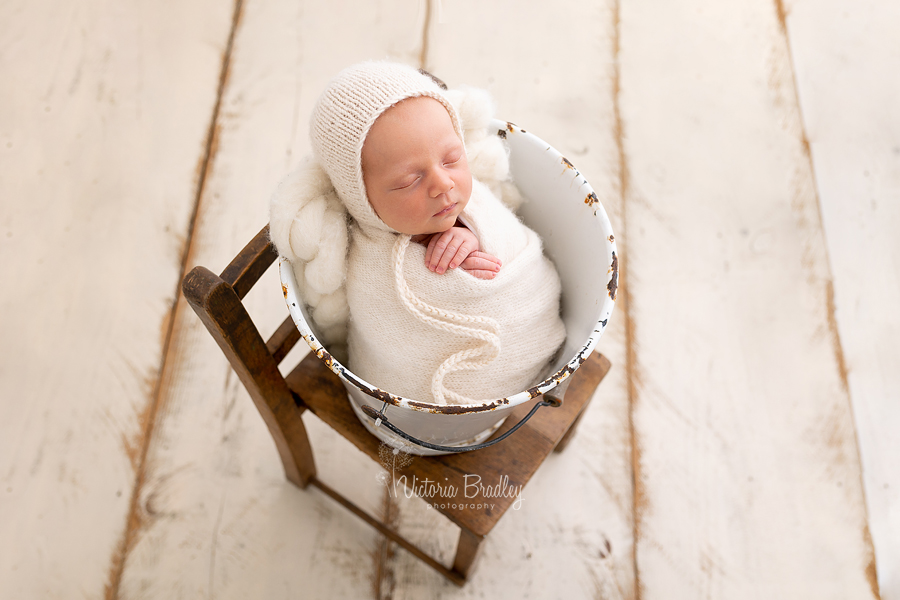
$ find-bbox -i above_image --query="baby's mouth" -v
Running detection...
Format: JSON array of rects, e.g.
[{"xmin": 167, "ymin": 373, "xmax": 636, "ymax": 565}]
[{"xmin": 434, "ymin": 203, "xmax": 457, "ymax": 217}]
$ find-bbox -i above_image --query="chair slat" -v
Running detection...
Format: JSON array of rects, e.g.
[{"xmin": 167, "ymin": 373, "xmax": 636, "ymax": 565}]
[{"xmin": 220, "ymin": 225, "xmax": 279, "ymax": 299}]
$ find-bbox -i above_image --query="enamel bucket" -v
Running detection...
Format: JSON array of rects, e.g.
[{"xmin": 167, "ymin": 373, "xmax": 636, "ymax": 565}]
[{"xmin": 281, "ymin": 119, "xmax": 618, "ymax": 455}]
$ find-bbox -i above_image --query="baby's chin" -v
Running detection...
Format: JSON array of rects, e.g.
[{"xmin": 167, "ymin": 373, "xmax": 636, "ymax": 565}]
[
  {"xmin": 431, "ymin": 208, "xmax": 465, "ymax": 233},
  {"xmin": 406, "ymin": 219, "xmax": 456, "ymax": 239}
]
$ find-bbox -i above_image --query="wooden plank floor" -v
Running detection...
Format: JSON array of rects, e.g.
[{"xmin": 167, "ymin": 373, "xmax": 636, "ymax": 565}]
[
  {"xmin": 0, "ymin": 1, "xmax": 236, "ymax": 598},
  {"xmin": 0, "ymin": 0, "xmax": 896, "ymax": 598}
]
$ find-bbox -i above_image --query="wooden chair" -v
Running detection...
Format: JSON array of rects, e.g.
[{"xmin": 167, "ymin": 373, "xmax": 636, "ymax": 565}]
[{"xmin": 182, "ymin": 225, "xmax": 611, "ymax": 585}]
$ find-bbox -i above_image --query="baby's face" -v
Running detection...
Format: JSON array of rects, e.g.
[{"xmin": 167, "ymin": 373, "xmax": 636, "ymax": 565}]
[{"xmin": 361, "ymin": 96, "xmax": 472, "ymax": 235}]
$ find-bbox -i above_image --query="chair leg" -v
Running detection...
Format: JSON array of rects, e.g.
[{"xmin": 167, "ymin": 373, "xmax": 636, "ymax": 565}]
[
  {"xmin": 554, "ymin": 408, "xmax": 587, "ymax": 453},
  {"xmin": 554, "ymin": 352, "xmax": 610, "ymax": 453},
  {"xmin": 182, "ymin": 266, "xmax": 317, "ymax": 488},
  {"xmin": 451, "ymin": 528, "xmax": 484, "ymax": 582},
  {"xmin": 277, "ymin": 408, "xmax": 317, "ymax": 489}
]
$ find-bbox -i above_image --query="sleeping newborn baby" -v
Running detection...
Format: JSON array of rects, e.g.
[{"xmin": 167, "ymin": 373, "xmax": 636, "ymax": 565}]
[{"xmin": 269, "ymin": 61, "xmax": 566, "ymax": 405}]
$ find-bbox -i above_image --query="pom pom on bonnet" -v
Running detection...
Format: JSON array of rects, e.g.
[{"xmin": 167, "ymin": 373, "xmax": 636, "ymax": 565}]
[{"xmin": 269, "ymin": 60, "xmax": 522, "ymax": 361}]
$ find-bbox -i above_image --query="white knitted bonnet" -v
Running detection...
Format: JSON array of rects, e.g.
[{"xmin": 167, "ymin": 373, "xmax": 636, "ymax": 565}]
[
  {"xmin": 309, "ymin": 60, "xmax": 464, "ymax": 233},
  {"xmin": 270, "ymin": 61, "xmax": 523, "ymax": 366}
]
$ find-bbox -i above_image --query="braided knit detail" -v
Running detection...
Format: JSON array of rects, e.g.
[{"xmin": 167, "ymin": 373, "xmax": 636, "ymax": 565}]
[{"xmin": 392, "ymin": 236, "xmax": 501, "ymax": 404}]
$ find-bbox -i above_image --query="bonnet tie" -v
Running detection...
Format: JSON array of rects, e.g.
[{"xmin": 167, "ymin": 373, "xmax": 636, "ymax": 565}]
[{"xmin": 392, "ymin": 235, "xmax": 501, "ymax": 404}]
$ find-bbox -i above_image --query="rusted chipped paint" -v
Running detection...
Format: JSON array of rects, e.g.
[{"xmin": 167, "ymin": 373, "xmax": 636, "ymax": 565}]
[
  {"xmin": 341, "ymin": 370, "xmax": 402, "ymax": 406},
  {"xmin": 562, "ymin": 156, "xmax": 577, "ymax": 170},
  {"xmin": 511, "ymin": 344, "xmax": 592, "ymax": 403},
  {"xmin": 314, "ymin": 346, "xmax": 337, "ymax": 369},
  {"xmin": 524, "ymin": 344, "xmax": 593, "ymax": 399},
  {"xmin": 552, "ymin": 365, "xmax": 577, "ymax": 385},
  {"xmin": 585, "ymin": 191, "xmax": 599, "ymax": 207},
  {"xmin": 366, "ymin": 388, "xmax": 397, "ymax": 405},
  {"xmin": 497, "ymin": 128, "xmax": 507, "ymax": 139},
  {"xmin": 281, "ymin": 283, "xmax": 288, "ymax": 298},
  {"xmin": 608, "ymin": 234, "xmax": 615, "ymax": 243},
  {"xmin": 608, "ymin": 251, "xmax": 619, "ymax": 301},
  {"xmin": 506, "ymin": 121, "xmax": 516, "ymax": 132},
  {"xmin": 405, "ymin": 398, "xmax": 506, "ymax": 414}
]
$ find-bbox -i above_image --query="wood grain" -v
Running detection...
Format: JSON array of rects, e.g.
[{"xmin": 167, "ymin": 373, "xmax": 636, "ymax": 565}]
[
  {"xmin": 619, "ymin": 0, "xmax": 878, "ymax": 596},
  {"xmin": 0, "ymin": 1, "xmax": 234, "ymax": 597},
  {"xmin": 786, "ymin": 2, "xmax": 900, "ymax": 597}
]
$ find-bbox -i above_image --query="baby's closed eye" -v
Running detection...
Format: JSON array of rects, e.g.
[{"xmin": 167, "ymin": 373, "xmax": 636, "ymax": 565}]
[{"xmin": 391, "ymin": 176, "xmax": 420, "ymax": 190}]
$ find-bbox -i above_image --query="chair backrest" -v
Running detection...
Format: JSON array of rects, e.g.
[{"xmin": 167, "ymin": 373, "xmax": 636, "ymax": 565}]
[{"xmin": 182, "ymin": 225, "xmax": 314, "ymax": 486}]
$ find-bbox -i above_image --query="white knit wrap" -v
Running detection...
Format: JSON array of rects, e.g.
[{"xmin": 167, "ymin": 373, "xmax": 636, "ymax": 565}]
[
  {"xmin": 346, "ymin": 180, "xmax": 565, "ymax": 404},
  {"xmin": 269, "ymin": 62, "xmax": 549, "ymax": 404}
]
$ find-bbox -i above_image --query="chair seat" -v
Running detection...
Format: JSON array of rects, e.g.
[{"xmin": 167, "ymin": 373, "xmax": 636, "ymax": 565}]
[{"xmin": 286, "ymin": 350, "xmax": 611, "ymax": 536}]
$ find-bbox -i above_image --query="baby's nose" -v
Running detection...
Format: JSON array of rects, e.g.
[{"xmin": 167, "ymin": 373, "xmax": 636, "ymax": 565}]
[{"xmin": 429, "ymin": 169, "xmax": 454, "ymax": 197}]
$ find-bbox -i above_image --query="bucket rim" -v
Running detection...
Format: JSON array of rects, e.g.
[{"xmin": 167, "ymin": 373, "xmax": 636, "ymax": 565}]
[{"xmin": 279, "ymin": 121, "xmax": 617, "ymax": 415}]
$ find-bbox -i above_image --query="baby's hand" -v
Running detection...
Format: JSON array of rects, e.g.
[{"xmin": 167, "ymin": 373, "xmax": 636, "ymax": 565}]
[{"xmin": 423, "ymin": 226, "xmax": 501, "ymax": 279}]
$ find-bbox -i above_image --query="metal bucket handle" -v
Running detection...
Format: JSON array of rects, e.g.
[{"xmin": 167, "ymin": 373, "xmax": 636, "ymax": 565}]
[{"xmin": 358, "ymin": 378, "xmax": 571, "ymax": 453}]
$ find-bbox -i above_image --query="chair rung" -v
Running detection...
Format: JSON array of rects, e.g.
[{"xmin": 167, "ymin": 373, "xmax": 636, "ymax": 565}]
[
  {"xmin": 266, "ymin": 316, "xmax": 302, "ymax": 364},
  {"xmin": 309, "ymin": 476, "xmax": 466, "ymax": 586}
]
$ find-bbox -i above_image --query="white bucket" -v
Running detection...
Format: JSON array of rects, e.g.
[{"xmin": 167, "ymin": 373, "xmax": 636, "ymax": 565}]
[{"xmin": 281, "ymin": 119, "xmax": 618, "ymax": 455}]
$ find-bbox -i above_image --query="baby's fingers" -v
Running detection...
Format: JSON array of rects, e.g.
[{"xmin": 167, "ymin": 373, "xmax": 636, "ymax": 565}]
[
  {"xmin": 424, "ymin": 233, "xmax": 450, "ymax": 271},
  {"xmin": 461, "ymin": 251, "xmax": 502, "ymax": 267},
  {"xmin": 424, "ymin": 235, "xmax": 436, "ymax": 265},
  {"xmin": 459, "ymin": 252, "xmax": 502, "ymax": 276},
  {"xmin": 433, "ymin": 241, "xmax": 470, "ymax": 274},
  {"xmin": 430, "ymin": 235, "xmax": 470, "ymax": 273}
]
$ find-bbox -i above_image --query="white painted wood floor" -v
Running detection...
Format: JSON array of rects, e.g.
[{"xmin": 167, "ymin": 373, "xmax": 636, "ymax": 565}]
[{"xmin": 1, "ymin": 0, "xmax": 897, "ymax": 598}]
